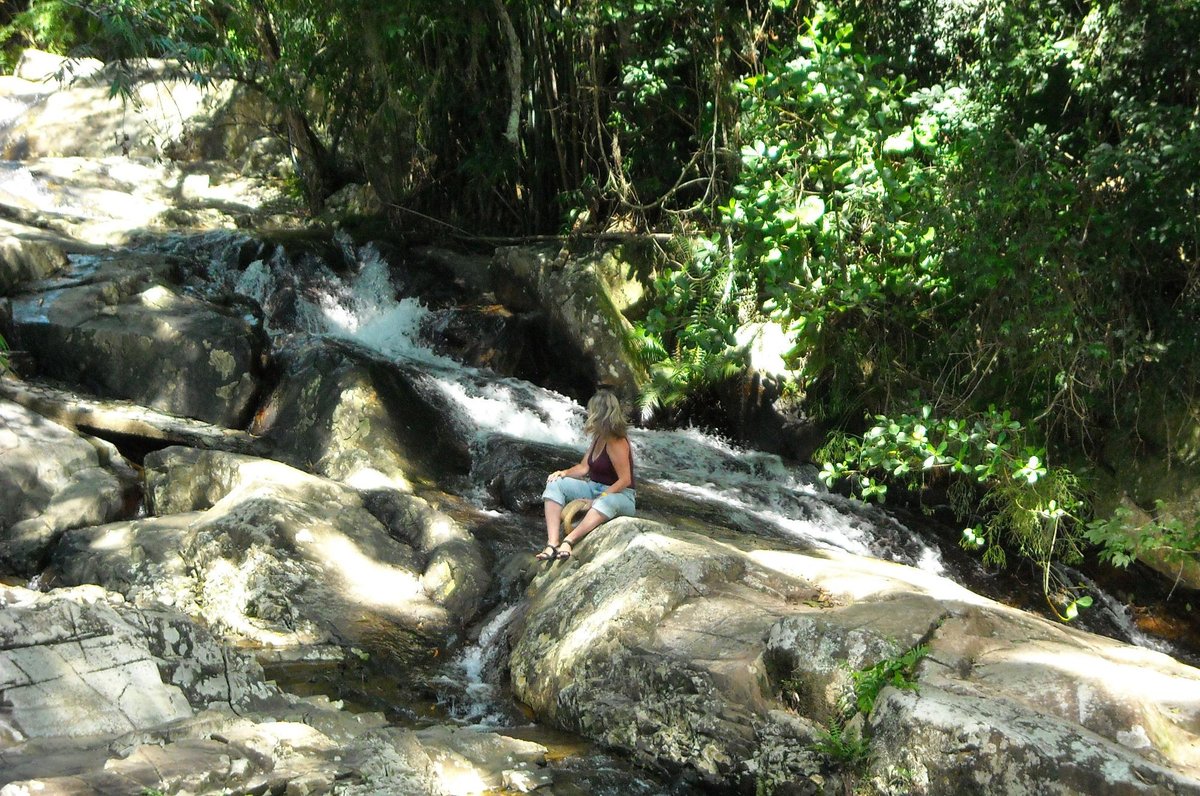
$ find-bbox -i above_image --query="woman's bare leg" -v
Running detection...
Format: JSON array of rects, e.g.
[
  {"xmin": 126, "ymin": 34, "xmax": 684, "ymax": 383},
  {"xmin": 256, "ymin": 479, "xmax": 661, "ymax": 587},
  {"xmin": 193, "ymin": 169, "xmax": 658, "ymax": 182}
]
[
  {"xmin": 544, "ymin": 500, "xmax": 564, "ymax": 546},
  {"xmin": 561, "ymin": 508, "xmax": 608, "ymax": 548}
]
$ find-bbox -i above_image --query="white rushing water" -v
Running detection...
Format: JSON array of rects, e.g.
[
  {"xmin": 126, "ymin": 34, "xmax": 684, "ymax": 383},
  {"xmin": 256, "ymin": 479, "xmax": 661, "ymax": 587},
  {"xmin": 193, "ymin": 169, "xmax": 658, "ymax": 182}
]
[
  {"xmin": 210, "ymin": 234, "xmax": 945, "ymax": 571},
  {"xmin": 436, "ymin": 603, "xmax": 522, "ymax": 726}
]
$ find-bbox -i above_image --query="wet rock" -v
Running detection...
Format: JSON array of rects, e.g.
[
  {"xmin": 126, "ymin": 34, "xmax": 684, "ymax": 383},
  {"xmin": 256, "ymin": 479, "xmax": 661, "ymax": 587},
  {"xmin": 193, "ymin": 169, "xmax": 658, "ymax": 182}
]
[
  {"xmin": 52, "ymin": 447, "xmax": 485, "ymax": 658},
  {"xmin": 5, "ymin": 255, "xmax": 264, "ymax": 427},
  {"xmin": 0, "ymin": 399, "xmax": 128, "ymax": 576},
  {"xmin": 422, "ymin": 304, "xmax": 555, "ymax": 384},
  {"xmin": 0, "ymin": 235, "xmax": 70, "ymax": 295},
  {"xmin": 494, "ymin": 244, "xmax": 648, "ymax": 400},
  {"xmin": 508, "ymin": 519, "xmax": 1200, "ymax": 793},
  {"xmin": 469, "ymin": 432, "xmax": 809, "ymax": 543},
  {"xmin": 252, "ymin": 339, "xmax": 471, "ymax": 491},
  {"xmin": 473, "ymin": 434, "xmax": 579, "ymax": 512}
]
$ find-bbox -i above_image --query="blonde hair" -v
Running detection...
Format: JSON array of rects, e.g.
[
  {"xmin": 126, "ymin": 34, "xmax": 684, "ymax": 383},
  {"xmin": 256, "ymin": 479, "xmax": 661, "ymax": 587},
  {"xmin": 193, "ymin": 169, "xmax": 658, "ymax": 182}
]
[{"xmin": 584, "ymin": 389, "xmax": 627, "ymax": 440}]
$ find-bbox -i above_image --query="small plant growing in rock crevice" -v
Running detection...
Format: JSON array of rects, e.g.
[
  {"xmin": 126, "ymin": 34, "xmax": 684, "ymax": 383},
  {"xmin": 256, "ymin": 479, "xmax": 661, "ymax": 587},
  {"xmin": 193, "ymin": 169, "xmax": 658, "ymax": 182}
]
[
  {"xmin": 850, "ymin": 643, "xmax": 929, "ymax": 715},
  {"xmin": 786, "ymin": 642, "xmax": 931, "ymax": 784},
  {"xmin": 813, "ymin": 722, "xmax": 870, "ymax": 770}
]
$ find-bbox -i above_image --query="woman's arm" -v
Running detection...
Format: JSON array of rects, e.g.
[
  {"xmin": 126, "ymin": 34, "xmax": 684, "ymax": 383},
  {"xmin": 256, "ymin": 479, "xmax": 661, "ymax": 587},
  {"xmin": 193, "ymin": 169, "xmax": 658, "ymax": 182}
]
[
  {"xmin": 548, "ymin": 449, "xmax": 590, "ymax": 481},
  {"xmin": 603, "ymin": 436, "xmax": 633, "ymax": 494}
]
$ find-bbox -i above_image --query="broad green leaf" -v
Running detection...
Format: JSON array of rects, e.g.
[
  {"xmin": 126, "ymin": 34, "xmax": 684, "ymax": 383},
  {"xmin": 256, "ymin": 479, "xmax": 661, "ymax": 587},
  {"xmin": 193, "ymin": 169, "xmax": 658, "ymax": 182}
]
[
  {"xmin": 795, "ymin": 195, "xmax": 826, "ymax": 227},
  {"xmin": 883, "ymin": 127, "xmax": 915, "ymax": 154}
]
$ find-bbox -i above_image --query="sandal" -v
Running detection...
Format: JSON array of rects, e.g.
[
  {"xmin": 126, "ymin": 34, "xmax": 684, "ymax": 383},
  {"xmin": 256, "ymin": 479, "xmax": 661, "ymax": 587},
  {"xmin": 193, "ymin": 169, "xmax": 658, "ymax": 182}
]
[
  {"xmin": 555, "ymin": 540, "xmax": 574, "ymax": 561},
  {"xmin": 535, "ymin": 544, "xmax": 558, "ymax": 562}
]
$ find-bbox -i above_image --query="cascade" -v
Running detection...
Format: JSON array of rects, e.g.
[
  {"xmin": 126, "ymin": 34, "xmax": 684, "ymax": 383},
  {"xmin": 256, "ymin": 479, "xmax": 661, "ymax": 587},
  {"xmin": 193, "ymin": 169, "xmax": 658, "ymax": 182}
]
[
  {"xmin": 199, "ymin": 232, "xmax": 949, "ymax": 568},
  {"xmin": 183, "ymin": 231, "xmax": 1196, "ymax": 724}
]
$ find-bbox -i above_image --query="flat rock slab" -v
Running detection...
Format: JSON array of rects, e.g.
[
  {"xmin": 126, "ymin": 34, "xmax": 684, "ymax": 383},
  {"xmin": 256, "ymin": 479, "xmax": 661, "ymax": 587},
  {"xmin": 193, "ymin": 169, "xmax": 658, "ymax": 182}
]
[
  {"xmin": 0, "ymin": 584, "xmax": 272, "ymax": 747},
  {"xmin": 0, "ymin": 377, "xmax": 267, "ymax": 455},
  {"xmin": 509, "ymin": 519, "xmax": 1200, "ymax": 794}
]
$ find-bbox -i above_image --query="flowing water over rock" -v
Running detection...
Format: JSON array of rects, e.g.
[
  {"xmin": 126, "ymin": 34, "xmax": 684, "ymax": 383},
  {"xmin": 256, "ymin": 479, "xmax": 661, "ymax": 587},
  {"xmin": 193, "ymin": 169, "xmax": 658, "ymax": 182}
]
[
  {"xmin": 185, "ymin": 232, "xmax": 946, "ymax": 562},
  {"xmin": 167, "ymin": 228, "xmax": 1198, "ymax": 717}
]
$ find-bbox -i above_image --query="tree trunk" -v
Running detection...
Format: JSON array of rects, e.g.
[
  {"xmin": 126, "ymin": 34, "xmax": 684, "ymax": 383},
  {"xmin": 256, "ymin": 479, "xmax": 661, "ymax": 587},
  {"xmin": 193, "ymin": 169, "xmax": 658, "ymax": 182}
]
[{"xmin": 248, "ymin": 0, "xmax": 336, "ymax": 212}]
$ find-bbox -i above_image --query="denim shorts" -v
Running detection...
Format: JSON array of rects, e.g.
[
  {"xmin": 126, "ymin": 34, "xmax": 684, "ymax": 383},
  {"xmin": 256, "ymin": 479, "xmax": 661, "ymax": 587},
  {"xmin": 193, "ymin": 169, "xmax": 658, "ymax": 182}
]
[{"xmin": 542, "ymin": 476, "xmax": 637, "ymax": 519}]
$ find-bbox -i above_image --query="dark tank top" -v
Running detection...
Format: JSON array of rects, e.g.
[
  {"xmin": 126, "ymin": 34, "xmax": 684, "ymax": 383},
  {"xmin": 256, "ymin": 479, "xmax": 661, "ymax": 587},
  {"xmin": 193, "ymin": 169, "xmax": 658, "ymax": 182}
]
[{"xmin": 588, "ymin": 438, "xmax": 636, "ymax": 488}]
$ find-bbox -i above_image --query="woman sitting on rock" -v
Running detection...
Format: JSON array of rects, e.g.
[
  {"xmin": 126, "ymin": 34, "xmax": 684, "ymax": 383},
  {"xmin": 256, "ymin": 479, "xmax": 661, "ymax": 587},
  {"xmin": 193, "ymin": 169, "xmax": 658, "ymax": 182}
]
[{"xmin": 537, "ymin": 388, "xmax": 636, "ymax": 562}]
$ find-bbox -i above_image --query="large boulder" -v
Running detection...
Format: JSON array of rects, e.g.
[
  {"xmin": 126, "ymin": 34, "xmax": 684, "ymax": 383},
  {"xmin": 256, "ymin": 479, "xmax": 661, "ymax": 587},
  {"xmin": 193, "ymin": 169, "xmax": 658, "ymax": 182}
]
[
  {"xmin": 868, "ymin": 607, "xmax": 1200, "ymax": 795},
  {"xmin": 1, "ymin": 50, "xmax": 272, "ymax": 163},
  {"xmin": 0, "ymin": 399, "xmax": 130, "ymax": 576},
  {"xmin": 0, "ymin": 584, "xmax": 549, "ymax": 796},
  {"xmin": 50, "ymin": 448, "xmax": 487, "ymax": 658},
  {"xmin": 0, "ymin": 234, "xmax": 70, "ymax": 295},
  {"xmin": 508, "ymin": 518, "xmax": 1200, "ymax": 794},
  {"xmin": 493, "ymin": 244, "xmax": 648, "ymax": 399},
  {"xmin": 252, "ymin": 339, "xmax": 471, "ymax": 491},
  {"xmin": 3, "ymin": 253, "xmax": 264, "ymax": 427}
]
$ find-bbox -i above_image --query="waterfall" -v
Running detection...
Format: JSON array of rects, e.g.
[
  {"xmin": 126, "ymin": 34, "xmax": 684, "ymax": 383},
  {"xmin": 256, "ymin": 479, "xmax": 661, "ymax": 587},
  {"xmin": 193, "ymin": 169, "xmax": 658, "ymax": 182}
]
[
  {"xmin": 436, "ymin": 603, "xmax": 522, "ymax": 726},
  {"xmin": 209, "ymin": 236, "xmax": 948, "ymax": 571},
  {"xmin": 183, "ymin": 230, "xmax": 1190, "ymax": 664}
]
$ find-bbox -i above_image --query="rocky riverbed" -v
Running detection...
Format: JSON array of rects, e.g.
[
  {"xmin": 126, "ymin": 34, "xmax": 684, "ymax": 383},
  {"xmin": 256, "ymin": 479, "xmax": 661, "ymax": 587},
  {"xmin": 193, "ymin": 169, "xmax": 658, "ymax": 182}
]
[{"xmin": 2, "ymin": 50, "xmax": 1200, "ymax": 796}]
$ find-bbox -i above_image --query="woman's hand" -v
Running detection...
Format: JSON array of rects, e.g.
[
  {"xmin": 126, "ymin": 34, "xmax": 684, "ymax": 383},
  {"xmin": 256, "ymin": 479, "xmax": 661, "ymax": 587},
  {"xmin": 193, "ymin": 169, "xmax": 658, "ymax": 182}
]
[{"xmin": 547, "ymin": 469, "xmax": 567, "ymax": 482}]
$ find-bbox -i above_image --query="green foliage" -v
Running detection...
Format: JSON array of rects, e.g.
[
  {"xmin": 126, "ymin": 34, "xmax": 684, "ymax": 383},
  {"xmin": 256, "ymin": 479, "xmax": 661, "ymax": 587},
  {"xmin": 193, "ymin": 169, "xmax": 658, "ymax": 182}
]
[
  {"xmin": 636, "ymin": 4, "xmax": 939, "ymax": 408},
  {"xmin": 630, "ymin": 0, "xmax": 1199, "ymax": 588},
  {"xmin": 813, "ymin": 722, "xmax": 870, "ymax": 770},
  {"xmin": 801, "ymin": 643, "xmax": 927, "ymax": 773},
  {"xmin": 10, "ymin": 0, "xmax": 1197, "ymax": 584},
  {"xmin": 1086, "ymin": 504, "xmax": 1200, "ymax": 572},
  {"xmin": 850, "ymin": 643, "xmax": 927, "ymax": 715},
  {"xmin": 0, "ymin": 1, "xmax": 97, "ymax": 72},
  {"xmin": 0, "ymin": 333, "xmax": 8, "ymax": 374},
  {"xmin": 816, "ymin": 406, "xmax": 1093, "ymax": 619}
]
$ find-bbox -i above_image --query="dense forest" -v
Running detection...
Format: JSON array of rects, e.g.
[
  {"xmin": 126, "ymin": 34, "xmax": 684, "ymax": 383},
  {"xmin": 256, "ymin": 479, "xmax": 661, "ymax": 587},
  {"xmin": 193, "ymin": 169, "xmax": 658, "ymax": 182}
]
[{"xmin": 3, "ymin": 0, "xmax": 1197, "ymax": 614}]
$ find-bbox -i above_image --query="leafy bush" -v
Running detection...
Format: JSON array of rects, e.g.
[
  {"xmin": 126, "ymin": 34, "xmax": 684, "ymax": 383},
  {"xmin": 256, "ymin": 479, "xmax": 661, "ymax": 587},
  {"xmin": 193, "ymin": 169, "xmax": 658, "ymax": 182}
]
[
  {"xmin": 0, "ymin": 0, "xmax": 97, "ymax": 72},
  {"xmin": 1086, "ymin": 504, "xmax": 1200, "ymax": 573},
  {"xmin": 816, "ymin": 407, "xmax": 1095, "ymax": 619},
  {"xmin": 635, "ymin": 4, "xmax": 939, "ymax": 411}
]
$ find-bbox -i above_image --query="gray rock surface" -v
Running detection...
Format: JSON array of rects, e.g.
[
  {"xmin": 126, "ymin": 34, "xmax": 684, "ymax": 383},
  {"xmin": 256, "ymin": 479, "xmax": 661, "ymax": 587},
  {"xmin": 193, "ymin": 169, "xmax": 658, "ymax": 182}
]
[
  {"xmin": 252, "ymin": 340, "xmax": 471, "ymax": 492},
  {"xmin": 494, "ymin": 245, "xmax": 647, "ymax": 399},
  {"xmin": 508, "ymin": 518, "xmax": 1200, "ymax": 794},
  {"xmin": 0, "ymin": 399, "xmax": 128, "ymax": 575},
  {"xmin": 0, "ymin": 584, "xmax": 549, "ymax": 796},
  {"xmin": 0, "ymin": 584, "xmax": 271, "ymax": 744},
  {"xmin": 4, "ymin": 254, "xmax": 264, "ymax": 427},
  {"xmin": 1, "ymin": 51, "xmax": 269, "ymax": 163},
  {"xmin": 0, "ymin": 235, "xmax": 70, "ymax": 295},
  {"xmin": 51, "ymin": 448, "xmax": 487, "ymax": 658}
]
